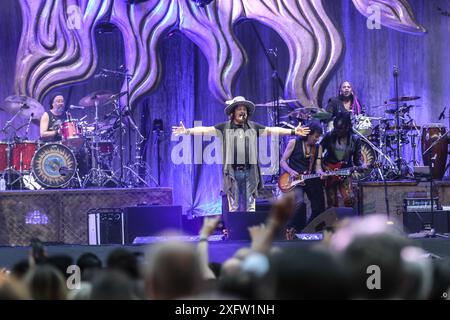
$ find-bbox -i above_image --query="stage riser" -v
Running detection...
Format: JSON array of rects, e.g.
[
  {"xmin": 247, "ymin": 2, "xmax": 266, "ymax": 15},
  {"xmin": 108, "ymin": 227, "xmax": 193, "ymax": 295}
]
[{"xmin": 0, "ymin": 188, "xmax": 173, "ymax": 246}]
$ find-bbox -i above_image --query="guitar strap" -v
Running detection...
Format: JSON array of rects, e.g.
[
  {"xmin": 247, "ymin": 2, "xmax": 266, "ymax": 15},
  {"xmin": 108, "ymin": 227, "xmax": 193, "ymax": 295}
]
[{"xmin": 308, "ymin": 144, "xmax": 317, "ymax": 174}]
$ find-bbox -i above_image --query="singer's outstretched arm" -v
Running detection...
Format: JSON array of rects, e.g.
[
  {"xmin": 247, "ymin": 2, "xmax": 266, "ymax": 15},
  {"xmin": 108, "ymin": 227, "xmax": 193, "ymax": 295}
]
[
  {"xmin": 172, "ymin": 121, "xmax": 217, "ymax": 136},
  {"xmin": 263, "ymin": 124, "xmax": 310, "ymax": 136}
]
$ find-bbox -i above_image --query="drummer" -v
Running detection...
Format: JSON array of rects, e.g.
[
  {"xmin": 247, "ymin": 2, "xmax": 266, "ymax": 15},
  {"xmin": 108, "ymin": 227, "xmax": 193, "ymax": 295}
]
[
  {"xmin": 40, "ymin": 92, "xmax": 68, "ymax": 143},
  {"xmin": 325, "ymin": 81, "xmax": 364, "ymax": 131},
  {"xmin": 326, "ymin": 81, "xmax": 364, "ymax": 117}
]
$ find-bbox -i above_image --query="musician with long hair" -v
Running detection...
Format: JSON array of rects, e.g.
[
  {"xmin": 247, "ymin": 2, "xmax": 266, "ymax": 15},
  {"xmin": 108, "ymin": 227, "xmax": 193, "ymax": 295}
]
[
  {"xmin": 321, "ymin": 112, "xmax": 365, "ymax": 208},
  {"xmin": 280, "ymin": 120, "xmax": 325, "ymax": 234}
]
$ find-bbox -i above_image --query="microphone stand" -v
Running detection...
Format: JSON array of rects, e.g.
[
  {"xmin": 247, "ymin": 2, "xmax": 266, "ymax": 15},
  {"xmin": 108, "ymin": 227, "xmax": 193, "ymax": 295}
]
[{"xmin": 393, "ymin": 66, "xmax": 402, "ymax": 177}]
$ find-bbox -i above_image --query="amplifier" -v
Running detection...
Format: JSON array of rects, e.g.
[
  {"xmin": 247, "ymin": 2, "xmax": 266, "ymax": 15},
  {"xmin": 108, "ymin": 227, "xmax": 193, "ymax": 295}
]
[{"xmin": 404, "ymin": 198, "xmax": 440, "ymax": 212}]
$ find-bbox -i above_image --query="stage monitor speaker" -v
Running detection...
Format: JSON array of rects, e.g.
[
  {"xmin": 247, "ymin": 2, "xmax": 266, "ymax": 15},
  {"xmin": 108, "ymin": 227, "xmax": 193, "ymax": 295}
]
[
  {"xmin": 223, "ymin": 211, "xmax": 271, "ymax": 240},
  {"xmin": 88, "ymin": 205, "xmax": 182, "ymax": 244},
  {"xmin": 302, "ymin": 207, "xmax": 356, "ymax": 233},
  {"xmin": 123, "ymin": 205, "xmax": 182, "ymax": 244},
  {"xmin": 88, "ymin": 208, "xmax": 125, "ymax": 245},
  {"xmin": 403, "ymin": 211, "xmax": 450, "ymax": 233}
]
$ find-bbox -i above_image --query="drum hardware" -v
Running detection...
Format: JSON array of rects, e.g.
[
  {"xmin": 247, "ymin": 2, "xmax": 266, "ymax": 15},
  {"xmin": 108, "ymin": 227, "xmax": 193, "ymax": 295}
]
[{"xmin": 80, "ymin": 93, "xmax": 119, "ymax": 187}]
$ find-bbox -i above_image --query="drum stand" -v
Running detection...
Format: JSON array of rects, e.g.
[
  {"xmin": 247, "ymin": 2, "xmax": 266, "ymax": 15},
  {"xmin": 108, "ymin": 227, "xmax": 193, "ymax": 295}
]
[{"xmin": 82, "ymin": 100, "xmax": 120, "ymax": 187}]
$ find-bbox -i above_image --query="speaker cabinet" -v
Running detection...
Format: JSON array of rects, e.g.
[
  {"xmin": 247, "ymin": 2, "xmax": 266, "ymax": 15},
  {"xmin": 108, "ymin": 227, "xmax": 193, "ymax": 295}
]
[{"xmin": 223, "ymin": 211, "xmax": 271, "ymax": 240}]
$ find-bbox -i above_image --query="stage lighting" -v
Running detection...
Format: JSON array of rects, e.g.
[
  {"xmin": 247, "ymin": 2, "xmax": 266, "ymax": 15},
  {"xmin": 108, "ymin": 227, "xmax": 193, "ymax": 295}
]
[{"xmin": 191, "ymin": 0, "xmax": 214, "ymax": 8}]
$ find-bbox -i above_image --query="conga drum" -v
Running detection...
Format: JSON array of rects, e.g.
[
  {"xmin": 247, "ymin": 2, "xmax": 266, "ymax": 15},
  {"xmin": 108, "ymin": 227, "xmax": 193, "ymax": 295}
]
[{"xmin": 421, "ymin": 124, "xmax": 448, "ymax": 179}]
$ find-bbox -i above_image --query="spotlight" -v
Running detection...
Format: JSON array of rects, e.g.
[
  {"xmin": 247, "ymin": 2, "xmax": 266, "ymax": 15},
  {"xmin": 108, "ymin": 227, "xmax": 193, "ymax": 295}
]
[{"xmin": 191, "ymin": 0, "xmax": 214, "ymax": 8}]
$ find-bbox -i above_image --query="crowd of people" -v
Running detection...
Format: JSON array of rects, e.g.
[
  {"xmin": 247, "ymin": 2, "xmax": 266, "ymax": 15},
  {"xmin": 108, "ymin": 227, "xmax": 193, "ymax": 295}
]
[{"xmin": 1, "ymin": 194, "xmax": 449, "ymax": 300}]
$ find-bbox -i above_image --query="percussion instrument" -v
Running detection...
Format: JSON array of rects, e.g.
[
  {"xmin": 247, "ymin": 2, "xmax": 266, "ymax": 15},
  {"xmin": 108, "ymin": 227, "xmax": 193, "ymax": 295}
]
[
  {"xmin": 61, "ymin": 119, "xmax": 85, "ymax": 149},
  {"xmin": 11, "ymin": 141, "xmax": 39, "ymax": 172},
  {"xmin": 421, "ymin": 124, "xmax": 448, "ymax": 180},
  {"xmin": 353, "ymin": 115, "xmax": 373, "ymax": 136},
  {"xmin": 31, "ymin": 143, "xmax": 77, "ymax": 188}
]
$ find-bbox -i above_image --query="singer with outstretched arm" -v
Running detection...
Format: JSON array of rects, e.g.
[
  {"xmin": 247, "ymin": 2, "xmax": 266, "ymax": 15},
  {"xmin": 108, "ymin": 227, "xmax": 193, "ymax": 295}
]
[{"xmin": 172, "ymin": 96, "xmax": 310, "ymax": 212}]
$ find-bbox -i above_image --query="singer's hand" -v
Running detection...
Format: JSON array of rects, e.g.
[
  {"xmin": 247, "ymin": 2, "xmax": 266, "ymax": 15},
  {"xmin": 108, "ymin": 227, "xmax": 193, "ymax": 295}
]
[
  {"xmin": 294, "ymin": 124, "xmax": 310, "ymax": 136},
  {"xmin": 172, "ymin": 121, "xmax": 188, "ymax": 136}
]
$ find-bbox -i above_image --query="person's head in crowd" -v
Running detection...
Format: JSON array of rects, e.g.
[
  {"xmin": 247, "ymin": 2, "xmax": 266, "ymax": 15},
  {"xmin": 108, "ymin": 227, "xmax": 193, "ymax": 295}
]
[
  {"xmin": 220, "ymin": 258, "xmax": 242, "ymax": 278},
  {"xmin": 76, "ymin": 252, "xmax": 102, "ymax": 282},
  {"xmin": 144, "ymin": 241, "xmax": 202, "ymax": 299},
  {"xmin": 11, "ymin": 260, "xmax": 30, "ymax": 280},
  {"xmin": 24, "ymin": 265, "xmax": 67, "ymax": 300},
  {"xmin": 342, "ymin": 233, "xmax": 410, "ymax": 299},
  {"xmin": 220, "ymin": 252, "xmax": 273, "ymax": 300},
  {"xmin": 0, "ymin": 275, "xmax": 30, "ymax": 300},
  {"xmin": 399, "ymin": 246, "xmax": 435, "ymax": 299},
  {"xmin": 269, "ymin": 247, "xmax": 350, "ymax": 299},
  {"xmin": 107, "ymin": 248, "xmax": 140, "ymax": 280},
  {"xmin": 67, "ymin": 282, "xmax": 92, "ymax": 300},
  {"xmin": 90, "ymin": 270, "xmax": 137, "ymax": 300},
  {"xmin": 428, "ymin": 259, "xmax": 450, "ymax": 300},
  {"xmin": 46, "ymin": 254, "xmax": 73, "ymax": 279}
]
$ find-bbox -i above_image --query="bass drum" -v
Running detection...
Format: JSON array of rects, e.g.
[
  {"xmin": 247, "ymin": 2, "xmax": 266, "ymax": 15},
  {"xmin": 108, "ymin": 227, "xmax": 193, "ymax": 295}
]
[
  {"xmin": 32, "ymin": 143, "xmax": 77, "ymax": 188},
  {"xmin": 352, "ymin": 140, "xmax": 376, "ymax": 181}
]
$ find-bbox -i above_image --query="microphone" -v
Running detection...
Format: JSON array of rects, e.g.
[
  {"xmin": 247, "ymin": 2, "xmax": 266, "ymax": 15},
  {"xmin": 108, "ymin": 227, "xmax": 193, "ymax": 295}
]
[
  {"xmin": 20, "ymin": 103, "xmax": 30, "ymax": 109},
  {"xmin": 239, "ymin": 112, "xmax": 246, "ymax": 121},
  {"xmin": 69, "ymin": 105, "xmax": 85, "ymax": 110},
  {"xmin": 393, "ymin": 65, "xmax": 399, "ymax": 77},
  {"xmin": 439, "ymin": 107, "xmax": 446, "ymax": 120}
]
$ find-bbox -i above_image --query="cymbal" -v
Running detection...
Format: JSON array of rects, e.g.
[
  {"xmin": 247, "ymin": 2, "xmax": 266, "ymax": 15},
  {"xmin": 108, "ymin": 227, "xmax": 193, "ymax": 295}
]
[
  {"xmin": 384, "ymin": 105, "xmax": 419, "ymax": 114},
  {"xmin": 79, "ymin": 90, "xmax": 114, "ymax": 107},
  {"xmin": 389, "ymin": 96, "xmax": 420, "ymax": 102},
  {"xmin": 312, "ymin": 110, "xmax": 332, "ymax": 121},
  {"xmin": 255, "ymin": 98, "xmax": 301, "ymax": 107},
  {"xmin": 371, "ymin": 103, "xmax": 398, "ymax": 108},
  {"xmin": 284, "ymin": 108, "xmax": 310, "ymax": 118},
  {"xmin": 3, "ymin": 95, "xmax": 45, "ymax": 120}
]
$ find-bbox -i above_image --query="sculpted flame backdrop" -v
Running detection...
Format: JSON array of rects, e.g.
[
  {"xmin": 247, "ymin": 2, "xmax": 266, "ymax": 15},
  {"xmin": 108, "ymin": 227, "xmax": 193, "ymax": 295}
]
[{"xmin": 0, "ymin": 0, "xmax": 448, "ymax": 215}]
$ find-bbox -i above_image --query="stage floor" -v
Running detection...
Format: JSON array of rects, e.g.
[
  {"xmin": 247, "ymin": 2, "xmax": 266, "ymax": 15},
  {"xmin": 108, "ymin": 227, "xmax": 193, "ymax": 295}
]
[{"xmin": 0, "ymin": 238, "xmax": 449, "ymax": 269}]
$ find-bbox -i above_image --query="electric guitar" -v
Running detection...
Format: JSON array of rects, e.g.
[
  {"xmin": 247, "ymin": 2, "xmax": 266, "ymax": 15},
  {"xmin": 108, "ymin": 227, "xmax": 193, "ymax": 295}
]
[
  {"xmin": 278, "ymin": 168, "xmax": 352, "ymax": 193},
  {"xmin": 323, "ymin": 162, "xmax": 379, "ymax": 187}
]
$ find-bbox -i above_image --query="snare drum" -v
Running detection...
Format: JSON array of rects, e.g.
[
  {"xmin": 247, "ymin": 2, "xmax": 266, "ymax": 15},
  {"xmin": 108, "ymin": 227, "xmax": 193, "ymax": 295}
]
[
  {"xmin": 421, "ymin": 124, "xmax": 448, "ymax": 179},
  {"xmin": 61, "ymin": 119, "xmax": 84, "ymax": 149},
  {"xmin": 12, "ymin": 141, "xmax": 38, "ymax": 172}
]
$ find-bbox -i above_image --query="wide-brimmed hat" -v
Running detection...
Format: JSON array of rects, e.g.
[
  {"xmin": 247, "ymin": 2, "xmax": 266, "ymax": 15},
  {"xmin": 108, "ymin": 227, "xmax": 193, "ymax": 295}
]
[{"xmin": 224, "ymin": 96, "xmax": 255, "ymax": 116}]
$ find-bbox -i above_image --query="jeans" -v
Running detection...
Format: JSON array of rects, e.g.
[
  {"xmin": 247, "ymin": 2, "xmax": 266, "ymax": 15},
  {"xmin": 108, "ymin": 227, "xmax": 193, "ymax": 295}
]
[
  {"xmin": 287, "ymin": 179, "xmax": 326, "ymax": 231},
  {"xmin": 227, "ymin": 169, "xmax": 256, "ymax": 212}
]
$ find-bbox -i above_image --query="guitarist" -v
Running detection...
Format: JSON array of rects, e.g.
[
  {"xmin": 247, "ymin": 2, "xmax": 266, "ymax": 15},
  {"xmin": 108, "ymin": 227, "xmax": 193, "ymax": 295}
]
[
  {"xmin": 280, "ymin": 120, "xmax": 325, "ymax": 234},
  {"xmin": 321, "ymin": 112, "xmax": 364, "ymax": 208}
]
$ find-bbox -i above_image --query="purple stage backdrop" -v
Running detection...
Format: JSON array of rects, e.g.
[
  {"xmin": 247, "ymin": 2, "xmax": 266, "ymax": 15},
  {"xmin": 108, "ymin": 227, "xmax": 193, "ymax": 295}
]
[{"xmin": 0, "ymin": 0, "xmax": 449, "ymax": 216}]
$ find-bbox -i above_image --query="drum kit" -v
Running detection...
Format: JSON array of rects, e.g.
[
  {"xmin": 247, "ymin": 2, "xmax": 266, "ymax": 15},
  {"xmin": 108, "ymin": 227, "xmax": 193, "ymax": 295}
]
[
  {"xmin": 0, "ymin": 91, "xmax": 154, "ymax": 190},
  {"xmin": 259, "ymin": 95, "xmax": 449, "ymax": 182}
]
